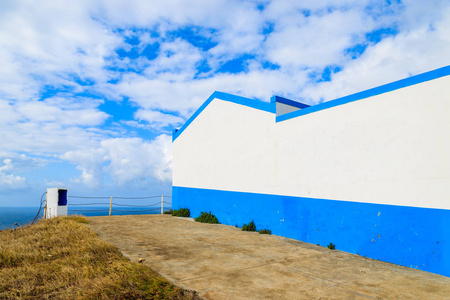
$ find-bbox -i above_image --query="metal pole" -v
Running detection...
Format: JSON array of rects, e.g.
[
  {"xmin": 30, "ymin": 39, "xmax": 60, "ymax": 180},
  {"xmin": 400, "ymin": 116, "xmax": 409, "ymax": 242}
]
[
  {"xmin": 161, "ymin": 195, "xmax": 164, "ymax": 214},
  {"xmin": 109, "ymin": 196, "xmax": 113, "ymax": 216},
  {"xmin": 43, "ymin": 192, "xmax": 48, "ymax": 219}
]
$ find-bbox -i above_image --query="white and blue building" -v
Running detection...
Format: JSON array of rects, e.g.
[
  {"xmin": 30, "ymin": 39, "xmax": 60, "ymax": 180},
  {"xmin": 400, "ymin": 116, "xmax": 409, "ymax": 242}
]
[{"xmin": 172, "ymin": 66, "xmax": 450, "ymax": 277}]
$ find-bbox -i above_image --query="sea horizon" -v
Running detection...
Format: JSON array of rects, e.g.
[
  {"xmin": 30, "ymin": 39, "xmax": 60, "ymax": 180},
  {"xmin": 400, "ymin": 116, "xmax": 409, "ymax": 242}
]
[{"xmin": 0, "ymin": 206, "xmax": 171, "ymax": 230}]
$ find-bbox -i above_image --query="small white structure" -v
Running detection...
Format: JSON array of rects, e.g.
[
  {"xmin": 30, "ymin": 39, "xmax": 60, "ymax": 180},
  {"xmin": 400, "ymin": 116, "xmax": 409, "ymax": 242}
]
[{"xmin": 45, "ymin": 188, "xmax": 68, "ymax": 219}]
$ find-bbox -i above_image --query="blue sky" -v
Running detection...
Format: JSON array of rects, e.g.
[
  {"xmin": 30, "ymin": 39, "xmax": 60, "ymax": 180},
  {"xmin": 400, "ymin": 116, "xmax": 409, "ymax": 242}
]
[{"xmin": 1, "ymin": 0, "xmax": 449, "ymax": 206}]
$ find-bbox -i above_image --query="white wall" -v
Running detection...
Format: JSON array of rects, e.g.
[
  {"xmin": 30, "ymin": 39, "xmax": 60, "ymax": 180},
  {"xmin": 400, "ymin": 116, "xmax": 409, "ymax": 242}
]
[
  {"xmin": 173, "ymin": 100, "xmax": 277, "ymax": 193},
  {"xmin": 275, "ymin": 75, "xmax": 450, "ymax": 209},
  {"xmin": 173, "ymin": 74, "xmax": 450, "ymax": 210}
]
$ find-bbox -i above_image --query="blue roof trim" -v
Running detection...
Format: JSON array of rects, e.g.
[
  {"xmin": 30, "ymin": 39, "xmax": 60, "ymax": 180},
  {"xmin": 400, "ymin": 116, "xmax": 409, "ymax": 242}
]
[
  {"xmin": 271, "ymin": 95, "xmax": 310, "ymax": 109},
  {"xmin": 277, "ymin": 65, "xmax": 450, "ymax": 123},
  {"xmin": 216, "ymin": 91, "xmax": 275, "ymax": 113},
  {"xmin": 173, "ymin": 91, "xmax": 275, "ymax": 141}
]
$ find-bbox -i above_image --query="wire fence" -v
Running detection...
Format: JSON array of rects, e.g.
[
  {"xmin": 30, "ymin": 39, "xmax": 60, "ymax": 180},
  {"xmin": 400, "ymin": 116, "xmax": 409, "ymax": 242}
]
[
  {"xmin": 26, "ymin": 192, "xmax": 172, "ymax": 226},
  {"xmin": 67, "ymin": 195, "xmax": 172, "ymax": 216}
]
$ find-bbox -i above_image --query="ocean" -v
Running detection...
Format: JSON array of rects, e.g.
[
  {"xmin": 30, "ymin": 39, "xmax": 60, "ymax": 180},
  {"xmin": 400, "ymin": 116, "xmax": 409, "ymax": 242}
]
[{"xmin": 0, "ymin": 206, "xmax": 171, "ymax": 230}]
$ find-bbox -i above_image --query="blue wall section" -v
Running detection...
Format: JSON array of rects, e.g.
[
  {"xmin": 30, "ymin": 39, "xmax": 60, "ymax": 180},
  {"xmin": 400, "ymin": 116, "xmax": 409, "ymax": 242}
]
[
  {"xmin": 173, "ymin": 186, "xmax": 449, "ymax": 277},
  {"xmin": 270, "ymin": 95, "xmax": 310, "ymax": 108}
]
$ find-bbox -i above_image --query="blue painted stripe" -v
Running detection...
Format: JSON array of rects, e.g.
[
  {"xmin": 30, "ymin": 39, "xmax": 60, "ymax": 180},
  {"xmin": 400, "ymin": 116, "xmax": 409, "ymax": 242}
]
[
  {"xmin": 173, "ymin": 91, "xmax": 275, "ymax": 141},
  {"xmin": 173, "ymin": 186, "xmax": 450, "ymax": 277},
  {"xmin": 277, "ymin": 65, "xmax": 450, "ymax": 122},
  {"xmin": 271, "ymin": 95, "xmax": 310, "ymax": 109}
]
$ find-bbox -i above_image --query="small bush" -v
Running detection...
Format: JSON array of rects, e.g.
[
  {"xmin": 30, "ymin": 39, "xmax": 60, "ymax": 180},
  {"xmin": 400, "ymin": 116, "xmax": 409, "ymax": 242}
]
[
  {"xmin": 242, "ymin": 221, "xmax": 257, "ymax": 232},
  {"xmin": 172, "ymin": 208, "xmax": 190, "ymax": 217},
  {"xmin": 258, "ymin": 229, "xmax": 271, "ymax": 234},
  {"xmin": 327, "ymin": 242, "xmax": 336, "ymax": 250},
  {"xmin": 195, "ymin": 212, "xmax": 219, "ymax": 224},
  {"xmin": 163, "ymin": 209, "xmax": 173, "ymax": 215}
]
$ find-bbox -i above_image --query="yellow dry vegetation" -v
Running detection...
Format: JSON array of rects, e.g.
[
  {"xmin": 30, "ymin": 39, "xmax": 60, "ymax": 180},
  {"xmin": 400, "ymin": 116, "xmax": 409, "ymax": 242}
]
[{"xmin": 0, "ymin": 216, "xmax": 198, "ymax": 299}]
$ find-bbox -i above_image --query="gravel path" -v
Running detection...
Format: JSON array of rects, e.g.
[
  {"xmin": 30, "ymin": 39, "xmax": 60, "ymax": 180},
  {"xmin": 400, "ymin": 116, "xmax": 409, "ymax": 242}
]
[{"xmin": 88, "ymin": 214, "xmax": 450, "ymax": 300}]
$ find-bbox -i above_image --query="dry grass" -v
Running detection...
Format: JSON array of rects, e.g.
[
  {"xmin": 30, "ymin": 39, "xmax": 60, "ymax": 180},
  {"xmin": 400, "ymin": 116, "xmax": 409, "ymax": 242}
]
[{"xmin": 0, "ymin": 216, "xmax": 200, "ymax": 299}]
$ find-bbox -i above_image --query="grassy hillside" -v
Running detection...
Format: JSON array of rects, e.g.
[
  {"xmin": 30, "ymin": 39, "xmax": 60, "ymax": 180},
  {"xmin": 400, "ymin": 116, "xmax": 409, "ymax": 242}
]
[{"xmin": 0, "ymin": 216, "xmax": 199, "ymax": 299}]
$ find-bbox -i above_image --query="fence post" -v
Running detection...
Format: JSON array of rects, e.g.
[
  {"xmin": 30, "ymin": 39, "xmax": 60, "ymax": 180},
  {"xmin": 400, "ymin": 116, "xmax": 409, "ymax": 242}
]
[
  {"xmin": 161, "ymin": 195, "xmax": 164, "ymax": 214},
  {"xmin": 109, "ymin": 196, "xmax": 113, "ymax": 216},
  {"xmin": 43, "ymin": 192, "xmax": 48, "ymax": 219}
]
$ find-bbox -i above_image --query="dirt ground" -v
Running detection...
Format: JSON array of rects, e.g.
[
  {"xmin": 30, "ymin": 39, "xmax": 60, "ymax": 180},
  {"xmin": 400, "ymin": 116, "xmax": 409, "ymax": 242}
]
[{"xmin": 88, "ymin": 214, "xmax": 450, "ymax": 300}]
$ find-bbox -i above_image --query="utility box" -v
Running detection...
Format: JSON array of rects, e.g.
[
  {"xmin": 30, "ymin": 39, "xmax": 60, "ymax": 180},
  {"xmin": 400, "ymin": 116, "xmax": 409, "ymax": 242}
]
[{"xmin": 46, "ymin": 188, "xmax": 68, "ymax": 219}]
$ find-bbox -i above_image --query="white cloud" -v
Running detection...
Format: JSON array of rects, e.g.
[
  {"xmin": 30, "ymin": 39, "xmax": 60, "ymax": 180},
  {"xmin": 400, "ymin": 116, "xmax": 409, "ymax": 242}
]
[
  {"xmin": 1, "ymin": 0, "xmax": 450, "ymax": 200},
  {"xmin": 18, "ymin": 98, "xmax": 109, "ymax": 126},
  {"xmin": 59, "ymin": 134, "xmax": 172, "ymax": 188},
  {"xmin": 265, "ymin": 6, "xmax": 372, "ymax": 69},
  {"xmin": 134, "ymin": 109, "xmax": 184, "ymax": 130},
  {"xmin": 0, "ymin": 98, "xmax": 110, "ymax": 155},
  {"xmin": 0, "ymin": 171, "xmax": 26, "ymax": 190},
  {"xmin": 105, "ymin": 0, "xmax": 450, "ymax": 111},
  {"xmin": 60, "ymin": 148, "xmax": 107, "ymax": 188},
  {"xmin": 101, "ymin": 134, "xmax": 172, "ymax": 185},
  {"xmin": 301, "ymin": 5, "xmax": 450, "ymax": 103},
  {"xmin": 110, "ymin": 64, "xmax": 315, "ymax": 119},
  {"xmin": 0, "ymin": 99, "xmax": 20, "ymax": 124},
  {"xmin": 45, "ymin": 180, "xmax": 67, "ymax": 188},
  {"xmin": 144, "ymin": 39, "xmax": 204, "ymax": 78},
  {"xmin": 0, "ymin": 153, "xmax": 46, "ymax": 190}
]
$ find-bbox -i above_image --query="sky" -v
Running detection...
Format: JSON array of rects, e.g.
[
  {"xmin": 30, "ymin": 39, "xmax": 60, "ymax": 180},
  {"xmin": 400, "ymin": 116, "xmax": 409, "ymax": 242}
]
[{"xmin": 1, "ymin": 0, "xmax": 449, "ymax": 206}]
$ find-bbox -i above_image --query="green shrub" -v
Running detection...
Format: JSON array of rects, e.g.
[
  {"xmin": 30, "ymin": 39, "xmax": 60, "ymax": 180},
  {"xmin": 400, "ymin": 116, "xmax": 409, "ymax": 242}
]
[
  {"xmin": 258, "ymin": 229, "xmax": 271, "ymax": 234},
  {"xmin": 172, "ymin": 208, "xmax": 190, "ymax": 217},
  {"xmin": 163, "ymin": 209, "xmax": 173, "ymax": 215},
  {"xmin": 242, "ymin": 221, "xmax": 257, "ymax": 232},
  {"xmin": 195, "ymin": 212, "xmax": 219, "ymax": 224},
  {"xmin": 327, "ymin": 242, "xmax": 336, "ymax": 250}
]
